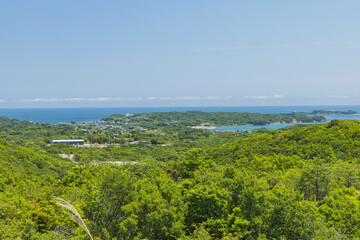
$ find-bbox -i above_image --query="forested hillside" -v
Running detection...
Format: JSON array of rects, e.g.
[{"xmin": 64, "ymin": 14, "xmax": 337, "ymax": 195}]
[
  {"xmin": 104, "ymin": 111, "xmax": 325, "ymax": 127},
  {"xmin": 0, "ymin": 140, "xmax": 75, "ymax": 239},
  {"xmin": 2, "ymin": 120, "xmax": 360, "ymax": 239}
]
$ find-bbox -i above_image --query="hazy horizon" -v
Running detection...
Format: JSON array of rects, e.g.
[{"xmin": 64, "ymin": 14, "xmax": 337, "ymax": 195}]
[{"xmin": 1, "ymin": 103, "xmax": 360, "ymax": 110}]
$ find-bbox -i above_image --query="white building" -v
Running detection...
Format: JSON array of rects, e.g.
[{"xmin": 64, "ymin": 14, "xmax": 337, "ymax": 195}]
[{"xmin": 52, "ymin": 139, "xmax": 84, "ymax": 146}]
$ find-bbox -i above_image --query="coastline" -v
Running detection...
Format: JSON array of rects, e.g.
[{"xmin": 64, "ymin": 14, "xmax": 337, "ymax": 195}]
[
  {"xmin": 191, "ymin": 119, "xmax": 324, "ymax": 130},
  {"xmin": 1, "ymin": 105, "xmax": 360, "ymax": 123}
]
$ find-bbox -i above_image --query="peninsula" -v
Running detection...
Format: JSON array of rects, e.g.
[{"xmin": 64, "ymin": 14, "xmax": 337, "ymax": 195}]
[
  {"xmin": 293, "ymin": 110, "xmax": 358, "ymax": 115},
  {"xmin": 103, "ymin": 111, "xmax": 326, "ymax": 128}
]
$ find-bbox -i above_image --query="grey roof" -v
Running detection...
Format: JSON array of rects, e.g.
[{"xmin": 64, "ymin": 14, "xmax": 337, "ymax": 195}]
[{"xmin": 52, "ymin": 139, "xmax": 84, "ymax": 143}]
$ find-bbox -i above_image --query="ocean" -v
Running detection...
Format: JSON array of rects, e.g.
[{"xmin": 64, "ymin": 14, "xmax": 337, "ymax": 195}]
[{"xmin": 0, "ymin": 106, "xmax": 360, "ymax": 127}]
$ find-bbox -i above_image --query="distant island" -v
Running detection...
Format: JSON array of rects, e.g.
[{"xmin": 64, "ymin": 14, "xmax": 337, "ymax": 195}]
[
  {"xmin": 103, "ymin": 111, "xmax": 326, "ymax": 128},
  {"xmin": 292, "ymin": 110, "xmax": 358, "ymax": 115}
]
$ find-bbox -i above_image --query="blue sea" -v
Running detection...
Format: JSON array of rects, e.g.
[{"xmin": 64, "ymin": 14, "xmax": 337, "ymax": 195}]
[{"xmin": 0, "ymin": 106, "xmax": 359, "ymax": 131}]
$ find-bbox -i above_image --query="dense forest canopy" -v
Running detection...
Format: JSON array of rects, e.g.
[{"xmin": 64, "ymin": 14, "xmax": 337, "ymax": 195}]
[
  {"xmin": 292, "ymin": 110, "xmax": 358, "ymax": 115},
  {"xmin": 104, "ymin": 111, "xmax": 325, "ymax": 127},
  {"xmin": 1, "ymin": 113, "xmax": 360, "ymax": 239}
]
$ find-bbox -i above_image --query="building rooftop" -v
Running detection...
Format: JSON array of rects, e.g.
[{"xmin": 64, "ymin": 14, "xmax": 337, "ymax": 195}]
[{"xmin": 52, "ymin": 139, "xmax": 84, "ymax": 143}]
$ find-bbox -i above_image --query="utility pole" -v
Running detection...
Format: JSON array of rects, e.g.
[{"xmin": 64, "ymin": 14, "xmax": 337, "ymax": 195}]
[{"xmin": 88, "ymin": 130, "xmax": 93, "ymax": 144}]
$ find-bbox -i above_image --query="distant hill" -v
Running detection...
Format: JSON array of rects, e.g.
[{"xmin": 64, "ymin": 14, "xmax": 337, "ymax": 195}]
[
  {"xmin": 104, "ymin": 111, "xmax": 326, "ymax": 127},
  {"xmin": 209, "ymin": 119, "xmax": 360, "ymax": 165},
  {"xmin": 0, "ymin": 140, "xmax": 74, "ymax": 178},
  {"xmin": 292, "ymin": 110, "xmax": 358, "ymax": 115}
]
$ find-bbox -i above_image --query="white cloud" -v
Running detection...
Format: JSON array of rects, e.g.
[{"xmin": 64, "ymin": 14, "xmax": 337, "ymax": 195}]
[
  {"xmin": 19, "ymin": 97, "xmax": 144, "ymax": 103},
  {"xmin": 16, "ymin": 96, "xmax": 227, "ymax": 103},
  {"xmin": 205, "ymin": 96, "xmax": 232, "ymax": 100},
  {"xmin": 139, "ymin": 96, "xmax": 202, "ymax": 101},
  {"xmin": 307, "ymin": 95, "xmax": 349, "ymax": 99},
  {"xmin": 20, "ymin": 98, "xmax": 60, "ymax": 103},
  {"xmin": 174, "ymin": 41, "xmax": 360, "ymax": 53},
  {"xmin": 146, "ymin": 97, "xmax": 172, "ymax": 101},
  {"xmin": 80, "ymin": 97, "xmax": 142, "ymax": 102},
  {"xmin": 145, "ymin": 96, "xmax": 229, "ymax": 101},
  {"xmin": 174, "ymin": 96, "xmax": 201, "ymax": 100},
  {"xmin": 64, "ymin": 98, "xmax": 85, "ymax": 102},
  {"xmin": 114, "ymin": 97, "xmax": 144, "ymax": 101},
  {"xmin": 0, "ymin": 99, "xmax": 6, "ymax": 103},
  {"xmin": 244, "ymin": 94, "xmax": 285, "ymax": 99}
]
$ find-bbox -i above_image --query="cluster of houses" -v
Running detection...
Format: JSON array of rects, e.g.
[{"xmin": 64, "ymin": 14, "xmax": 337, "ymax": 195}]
[
  {"xmin": 52, "ymin": 139, "xmax": 150, "ymax": 146},
  {"xmin": 52, "ymin": 139, "xmax": 84, "ymax": 146}
]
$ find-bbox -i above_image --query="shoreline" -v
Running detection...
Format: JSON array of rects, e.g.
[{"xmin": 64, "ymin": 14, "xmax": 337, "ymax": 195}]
[
  {"xmin": 191, "ymin": 120, "xmax": 325, "ymax": 130},
  {"xmin": 1, "ymin": 106, "xmax": 359, "ymax": 124}
]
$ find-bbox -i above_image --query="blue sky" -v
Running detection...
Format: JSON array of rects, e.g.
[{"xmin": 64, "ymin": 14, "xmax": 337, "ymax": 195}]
[{"xmin": 1, "ymin": 1, "xmax": 360, "ymax": 108}]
